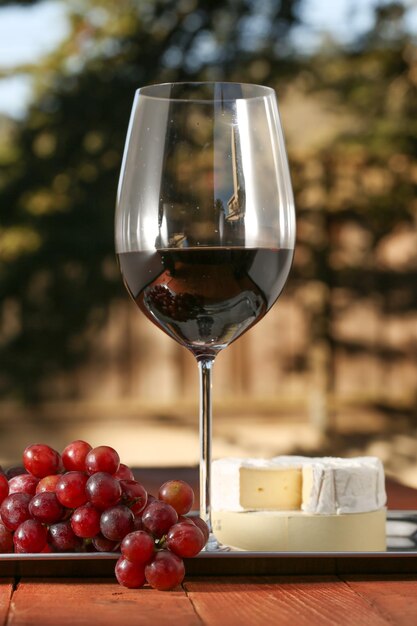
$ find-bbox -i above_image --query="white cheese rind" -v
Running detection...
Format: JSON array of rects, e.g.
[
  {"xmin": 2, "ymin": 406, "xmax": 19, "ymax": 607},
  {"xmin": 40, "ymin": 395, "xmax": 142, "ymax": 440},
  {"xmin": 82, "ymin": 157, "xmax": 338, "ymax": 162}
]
[
  {"xmin": 211, "ymin": 456, "xmax": 386, "ymax": 514},
  {"xmin": 300, "ymin": 457, "xmax": 386, "ymax": 514},
  {"xmin": 212, "ymin": 509, "xmax": 386, "ymax": 552}
]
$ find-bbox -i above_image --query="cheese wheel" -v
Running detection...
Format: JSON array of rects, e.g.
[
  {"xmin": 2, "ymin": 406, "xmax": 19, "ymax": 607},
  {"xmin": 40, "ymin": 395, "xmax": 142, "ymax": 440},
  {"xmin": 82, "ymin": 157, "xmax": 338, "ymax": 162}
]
[{"xmin": 212, "ymin": 509, "xmax": 386, "ymax": 552}]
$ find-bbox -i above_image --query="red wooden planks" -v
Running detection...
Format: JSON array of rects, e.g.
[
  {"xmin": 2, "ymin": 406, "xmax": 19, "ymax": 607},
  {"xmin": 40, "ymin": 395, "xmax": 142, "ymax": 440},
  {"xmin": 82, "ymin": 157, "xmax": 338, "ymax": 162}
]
[
  {"xmin": 7, "ymin": 579, "xmax": 202, "ymax": 626},
  {"xmin": 345, "ymin": 576, "xmax": 417, "ymax": 625},
  {"xmin": 6, "ymin": 574, "xmax": 417, "ymax": 626},
  {"xmin": 184, "ymin": 576, "xmax": 392, "ymax": 626},
  {"xmin": 0, "ymin": 579, "xmax": 13, "ymax": 626}
]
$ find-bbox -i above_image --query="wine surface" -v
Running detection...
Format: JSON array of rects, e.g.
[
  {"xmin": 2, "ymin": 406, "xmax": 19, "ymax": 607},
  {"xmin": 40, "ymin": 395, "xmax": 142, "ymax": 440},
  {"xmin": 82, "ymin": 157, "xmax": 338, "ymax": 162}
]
[{"xmin": 118, "ymin": 247, "xmax": 293, "ymax": 357}]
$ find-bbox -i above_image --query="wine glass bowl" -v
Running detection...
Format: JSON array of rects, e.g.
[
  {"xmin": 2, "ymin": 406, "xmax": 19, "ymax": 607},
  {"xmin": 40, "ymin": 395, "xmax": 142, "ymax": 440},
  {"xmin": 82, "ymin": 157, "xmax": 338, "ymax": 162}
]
[{"xmin": 115, "ymin": 82, "xmax": 295, "ymax": 548}]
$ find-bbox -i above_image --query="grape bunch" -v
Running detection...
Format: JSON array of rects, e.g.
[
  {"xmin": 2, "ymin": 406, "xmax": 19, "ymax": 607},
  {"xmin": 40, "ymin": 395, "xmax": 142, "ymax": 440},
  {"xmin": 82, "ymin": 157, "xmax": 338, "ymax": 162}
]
[
  {"xmin": 0, "ymin": 441, "xmax": 208, "ymax": 591},
  {"xmin": 145, "ymin": 285, "xmax": 202, "ymax": 322}
]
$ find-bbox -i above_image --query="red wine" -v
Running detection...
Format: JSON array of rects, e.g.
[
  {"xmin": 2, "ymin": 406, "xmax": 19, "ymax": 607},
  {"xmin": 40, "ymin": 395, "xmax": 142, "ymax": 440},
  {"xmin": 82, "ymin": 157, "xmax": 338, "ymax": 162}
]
[{"xmin": 118, "ymin": 248, "xmax": 293, "ymax": 357}]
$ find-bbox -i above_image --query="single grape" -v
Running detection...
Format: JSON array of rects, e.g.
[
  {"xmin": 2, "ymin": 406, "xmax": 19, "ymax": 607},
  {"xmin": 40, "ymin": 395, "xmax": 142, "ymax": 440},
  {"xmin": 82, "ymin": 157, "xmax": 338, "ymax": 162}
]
[
  {"xmin": 8, "ymin": 474, "xmax": 39, "ymax": 496},
  {"xmin": 36, "ymin": 474, "xmax": 60, "ymax": 494},
  {"xmin": 6, "ymin": 466, "xmax": 27, "ymax": 479},
  {"xmin": 142, "ymin": 501, "xmax": 178, "ymax": 538},
  {"xmin": 85, "ymin": 446, "xmax": 120, "ymax": 475},
  {"xmin": 85, "ymin": 472, "xmax": 121, "ymax": 510},
  {"xmin": 14, "ymin": 519, "xmax": 47, "ymax": 553},
  {"xmin": 132, "ymin": 515, "xmax": 144, "ymax": 531},
  {"xmin": 41, "ymin": 543, "xmax": 54, "ymax": 553},
  {"xmin": 190, "ymin": 516, "xmax": 210, "ymax": 544},
  {"xmin": 29, "ymin": 492, "xmax": 64, "ymax": 524},
  {"xmin": 113, "ymin": 464, "xmax": 135, "ymax": 481},
  {"xmin": 48, "ymin": 521, "xmax": 83, "ymax": 552},
  {"xmin": 23, "ymin": 444, "xmax": 61, "ymax": 478},
  {"xmin": 71, "ymin": 503, "xmax": 101, "ymax": 538},
  {"xmin": 62, "ymin": 440, "xmax": 92, "ymax": 472},
  {"xmin": 121, "ymin": 530, "xmax": 154, "ymax": 564},
  {"xmin": 145, "ymin": 550, "xmax": 185, "ymax": 591},
  {"xmin": 56, "ymin": 471, "xmax": 88, "ymax": 509},
  {"xmin": 166, "ymin": 522, "xmax": 205, "ymax": 558},
  {"xmin": 0, "ymin": 474, "xmax": 9, "ymax": 504},
  {"xmin": 92, "ymin": 534, "xmax": 120, "ymax": 552},
  {"xmin": 0, "ymin": 521, "xmax": 13, "ymax": 553},
  {"xmin": 120, "ymin": 480, "xmax": 147, "ymax": 515},
  {"xmin": 0, "ymin": 493, "xmax": 31, "ymax": 531},
  {"xmin": 158, "ymin": 480, "xmax": 194, "ymax": 515},
  {"xmin": 115, "ymin": 556, "xmax": 146, "ymax": 589},
  {"xmin": 100, "ymin": 505, "xmax": 134, "ymax": 542},
  {"xmin": 140, "ymin": 494, "xmax": 156, "ymax": 515}
]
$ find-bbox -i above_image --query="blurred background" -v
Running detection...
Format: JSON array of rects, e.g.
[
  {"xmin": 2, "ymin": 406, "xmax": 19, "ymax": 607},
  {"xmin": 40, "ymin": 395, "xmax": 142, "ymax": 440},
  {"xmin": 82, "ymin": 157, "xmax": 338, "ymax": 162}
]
[{"xmin": 1, "ymin": 0, "xmax": 417, "ymax": 485}]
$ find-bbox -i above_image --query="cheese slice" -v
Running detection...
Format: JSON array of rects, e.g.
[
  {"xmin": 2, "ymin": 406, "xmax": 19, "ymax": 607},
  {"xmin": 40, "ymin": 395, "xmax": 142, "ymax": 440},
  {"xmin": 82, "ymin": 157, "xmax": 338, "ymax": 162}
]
[
  {"xmin": 211, "ymin": 456, "xmax": 386, "ymax": 514},
  {"xmin": 211, "ymin": 457, "xmax": 303, "ymax": 512},
  {"xmin": 212, "ymin": 509, "xmax": 386, "ymax": 552}
]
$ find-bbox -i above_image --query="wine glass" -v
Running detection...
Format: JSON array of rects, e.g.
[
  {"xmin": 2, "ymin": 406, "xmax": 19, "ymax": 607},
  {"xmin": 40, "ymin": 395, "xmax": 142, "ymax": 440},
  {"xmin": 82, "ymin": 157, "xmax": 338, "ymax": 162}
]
[{"xmin": 115, "ymin": 82, "xmax": 295, "ymax": 549}]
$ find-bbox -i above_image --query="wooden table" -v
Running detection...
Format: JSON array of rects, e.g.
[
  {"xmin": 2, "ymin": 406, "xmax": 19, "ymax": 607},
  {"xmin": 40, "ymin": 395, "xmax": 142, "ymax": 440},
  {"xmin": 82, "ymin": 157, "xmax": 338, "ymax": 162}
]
[{"xmin": 1, "ymin": 468, "xmax": 417, "ymax": 626}]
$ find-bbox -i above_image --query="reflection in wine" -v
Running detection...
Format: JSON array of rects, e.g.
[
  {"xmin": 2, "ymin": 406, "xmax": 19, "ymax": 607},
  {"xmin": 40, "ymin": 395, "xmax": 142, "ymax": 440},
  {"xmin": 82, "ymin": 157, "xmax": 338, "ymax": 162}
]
[{"xmin": 118, "ymin": 247, "xmax": 293, "ymax": 358}]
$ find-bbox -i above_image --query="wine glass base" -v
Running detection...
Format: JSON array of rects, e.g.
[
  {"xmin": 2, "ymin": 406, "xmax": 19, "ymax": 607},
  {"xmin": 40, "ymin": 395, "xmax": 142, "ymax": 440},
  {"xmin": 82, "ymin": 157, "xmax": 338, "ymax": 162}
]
[{"xmin": 203, "ymin": 532, "xmax": 231, "ymax": 552}]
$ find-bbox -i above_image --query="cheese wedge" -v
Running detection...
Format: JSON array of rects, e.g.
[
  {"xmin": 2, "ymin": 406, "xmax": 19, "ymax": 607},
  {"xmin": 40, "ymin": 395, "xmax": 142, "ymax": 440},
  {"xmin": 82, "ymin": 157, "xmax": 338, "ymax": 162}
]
[
  {"xmin": 212, "ymin": 509, "xmax": 386, "ymax": 552},
  {"xmin": 300, "ymin": 457, "xmax": 386, "ymax": 514}
]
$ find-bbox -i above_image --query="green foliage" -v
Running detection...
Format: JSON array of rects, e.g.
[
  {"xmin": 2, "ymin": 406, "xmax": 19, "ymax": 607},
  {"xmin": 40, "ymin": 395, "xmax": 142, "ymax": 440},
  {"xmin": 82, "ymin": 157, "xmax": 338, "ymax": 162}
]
[
  {"xmin": 0, "ymin": 0, "xmax": 300, "ymax": 400},
  {"xmin": 290, "ymin": 2, "xmax": 417, "ymax": 390},
  {"xmin": 3, "ymin": 0, "xmax": 417, "ymax": 407}
]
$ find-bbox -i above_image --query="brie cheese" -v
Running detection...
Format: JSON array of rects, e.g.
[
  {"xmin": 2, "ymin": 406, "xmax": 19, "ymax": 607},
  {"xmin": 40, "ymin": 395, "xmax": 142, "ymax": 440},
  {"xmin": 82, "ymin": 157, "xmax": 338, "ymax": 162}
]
[
  {"xmin": 211, "ymin": 455, "xmax": 386, "ymax": 514},
  {"xmin": 212, "ymin": 508, "xmax": 386, "ymax": 552}
]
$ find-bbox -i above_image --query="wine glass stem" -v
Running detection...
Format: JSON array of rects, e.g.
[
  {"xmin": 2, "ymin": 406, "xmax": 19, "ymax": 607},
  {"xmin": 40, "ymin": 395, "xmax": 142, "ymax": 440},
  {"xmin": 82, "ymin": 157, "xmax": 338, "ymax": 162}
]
[{"xmin": 198, "ymin": 357, "xmax": 215, "ymax": 534}]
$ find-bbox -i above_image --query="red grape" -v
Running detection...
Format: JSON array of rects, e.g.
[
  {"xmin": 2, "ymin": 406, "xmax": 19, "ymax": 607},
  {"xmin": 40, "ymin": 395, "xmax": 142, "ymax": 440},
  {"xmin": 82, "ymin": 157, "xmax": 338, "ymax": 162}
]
[
  {"xmin": 71, "ymin": 503, "xmax": 101, "ymax": 538},
  {"xmin": 190, "ymin": 516, "xmax": 210, "ymax": 544},
  {"xmin": 0, "ymin": 493, "xmax": 31, "ymax": 531},
  {"xmin": 140, "ymin": 494, "xmax": 156, "ymax": 516},
  {"xmin": 23, "ymin": 444, "xmax": 61, "ymax": 478},
  {"xmin": 9, "ymin": 474, "xmax": 39, "ymax": 496},
  {"xmin": 158, "ymin": 480, "xmax": 194, "ymax": 515},
  {"xmin": 0, "ymin": 474, "xmax": 9, "ymax": 504},
  {"xmin": 86, "ymin": 472, "xmax": 121, "ymax": 510},
  {"xmin": 120, "ymin": 480, "xmax": 147, "ymax": 514},
  {"xmin": 14, "ymin": 519, "xmax": 47, "ymax": 553},
  {"xmin": 145, "ymin": 550, "xmax": 185, "ymax": 591},
  {"xmin": 36, "ymin": 474, "xmax": 60, "ymax": 494},
  {"xmin": 29, "ymin": 492, "xmax": 64, "ymax": 524},
  {"xmin": 6, "ymin": 466, "xmax": 27, "ymax": 479},
  {"xmin": 92, "ymin": 534, "xmax": 120, "ymax": 552},
  {"xmin": 146, "ymin": 494, "xmax": 157, "ymax": 506},
  {"xmin": 142, "ymin": 501, "xmax": 178, "ymax": 538},
  {"xmin": 85, "ymin": 446, "xmax": 120, "ymax": 475},
  {"xmin": 56, "ymin": 471, "xmax": 88, "ymax": 509},
  {"xmin": 48, "ymin": 521, "xmax": 83, "ymax": 552},
  {"xmin": 41, "ymin": 543, "xmax": 54, "ymax": 553},
  {"xmin": 113, "ymin": 464, "xmax": 135, "ymax": 481},
  {"xmin": 100, "ymin": 505, "xmax": 134, "ymax": 542},
  {"xmin": 132, "ymin": 515, "xmax": 144, "ymax": 531},
  {"xmin": 0, "ymin": 522, "xmax": 13, "ymax": 553},
  {"xmin": 166, "ymin": 522, "xmax": 205, "ymax": 558},
  {"xmin": 115, "ymin": 556, "xmax": 146, "ymax": 589},
  {"xmin": 62, "ymin": 440, "xmax": 92, "ymax": 472},
  {"xmin": 121, "ymin": 530, "xmax": 154, "ymax": 564}
]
